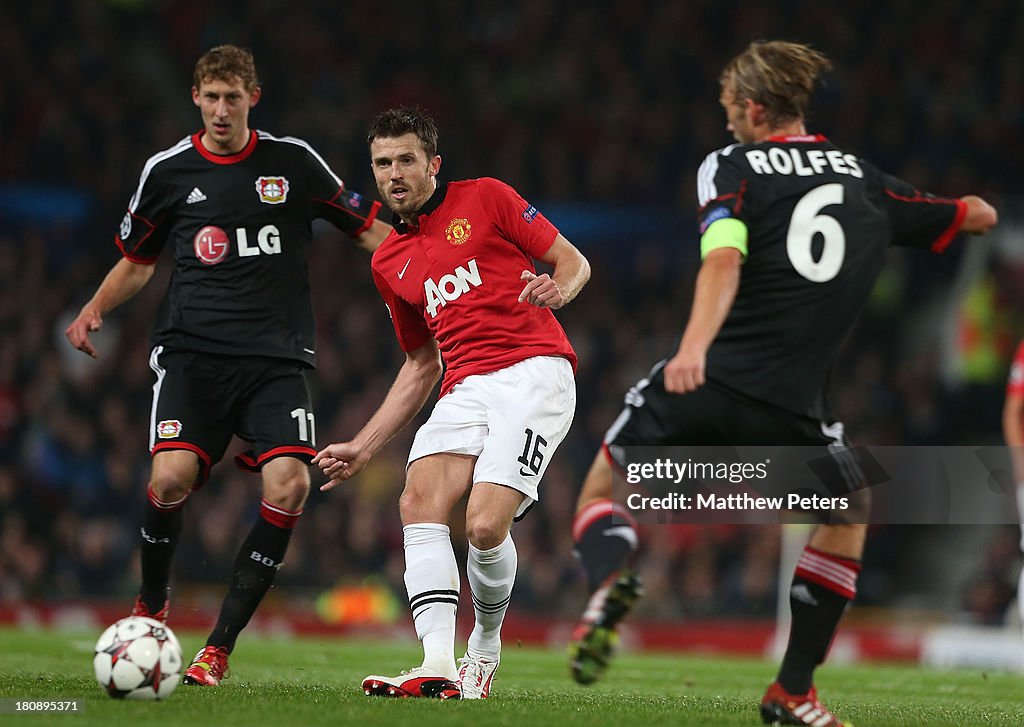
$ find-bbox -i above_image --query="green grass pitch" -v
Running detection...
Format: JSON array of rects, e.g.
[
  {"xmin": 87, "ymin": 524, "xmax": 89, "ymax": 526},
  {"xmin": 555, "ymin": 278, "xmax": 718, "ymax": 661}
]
[{"xmin": 1, "ymin": 626, "xmax": 1022, "ymax": 726}]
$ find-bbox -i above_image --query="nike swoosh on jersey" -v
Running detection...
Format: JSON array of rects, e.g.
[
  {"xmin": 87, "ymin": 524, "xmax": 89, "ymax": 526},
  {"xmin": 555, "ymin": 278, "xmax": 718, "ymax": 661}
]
[{"xmin": 398, "ymin": 258, "xmax": 412, "ymax": 279}]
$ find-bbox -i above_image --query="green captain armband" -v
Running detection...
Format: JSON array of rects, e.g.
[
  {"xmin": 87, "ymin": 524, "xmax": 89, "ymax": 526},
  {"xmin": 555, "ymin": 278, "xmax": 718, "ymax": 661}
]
[{"xmin": 700, "ymin": 218, "xmax": 748, "ymax": 260}]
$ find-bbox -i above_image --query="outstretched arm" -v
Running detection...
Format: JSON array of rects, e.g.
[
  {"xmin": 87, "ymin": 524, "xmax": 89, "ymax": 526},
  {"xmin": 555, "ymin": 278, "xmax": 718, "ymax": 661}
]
[
  {"xmin": 518, "ymin": 233, "xmax": 591, "ymax": 309},
  {"xmin": 663, "ymin": 246, "xmax": 742, "ymax": 394},
  {"xmin": 313, "ymin": 340, "xmax": 442, "ymax": 489},
  {"xmin": 65, "ymin": 258, "xmax": 156, "ymax": 358}
]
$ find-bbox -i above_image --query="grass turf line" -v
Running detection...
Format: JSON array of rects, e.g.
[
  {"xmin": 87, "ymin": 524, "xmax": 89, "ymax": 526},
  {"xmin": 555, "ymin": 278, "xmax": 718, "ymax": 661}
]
[{"xmin": 0, "ymin": 627, "xmax": 1022, "ymax": 726}]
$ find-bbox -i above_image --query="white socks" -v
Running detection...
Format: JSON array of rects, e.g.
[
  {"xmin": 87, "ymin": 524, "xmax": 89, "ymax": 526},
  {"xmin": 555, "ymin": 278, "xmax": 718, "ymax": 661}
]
[
  {"xmin": 403, "ymin": 523, "xmax": 459, "ymax": 678},
  {"xmin": 403, "ymin": 524, "xmax": 518, "ymax": 672},
  {"xmin": 466, "ymin": 533, "xmax": 518, "ymax": 659}
]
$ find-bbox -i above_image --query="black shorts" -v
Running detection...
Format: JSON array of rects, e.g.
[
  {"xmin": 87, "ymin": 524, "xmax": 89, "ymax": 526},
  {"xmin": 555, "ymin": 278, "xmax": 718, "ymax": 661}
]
[
  {"xmin": 604, "ymin": 360, "xmax": 870, "ymax": 520},
  {"xmin": 148, "ymin": 347, "xmax": 317, "ymax": 484},
  {"xmin": 605, "ymin": 360, "xmax": 849, "ymax": 448}
]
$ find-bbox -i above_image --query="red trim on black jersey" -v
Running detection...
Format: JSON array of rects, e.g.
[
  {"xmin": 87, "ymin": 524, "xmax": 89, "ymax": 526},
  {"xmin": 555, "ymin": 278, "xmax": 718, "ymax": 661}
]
[
  {"xmin": 766, "ymin": 134, "xmax": 827, "ymax": 143},
  {"xmin": 234, "ymin": 445, "xmax": 317, "ymax": 472},
  {"xmin": 350, "ymin": 200, "xmax": 382, "ymax": 236},
  {"xmin": 697, "ymin": 181, "xmax": 747, "ymax": 215},
  {"xmin": 314, "ymin": 187, "xmax": 383, "ymax": 236},
  {"xmin": 191, "ymin": 130, "xmax": 258, "ymax": 164},
  {"xmin": 734, "ymin": 179, "xmax": 747, "ymax": 215},
  {"xmin": 115, "ymin": 235, "xmax": 159, "ymax": 264},
  {"xmin": 930, "ymin": 198, "xmax": 967, "ymax": 253},
  {"xmin": 883, "ymin": 190, "xmax": 966, "ymax": 253}
]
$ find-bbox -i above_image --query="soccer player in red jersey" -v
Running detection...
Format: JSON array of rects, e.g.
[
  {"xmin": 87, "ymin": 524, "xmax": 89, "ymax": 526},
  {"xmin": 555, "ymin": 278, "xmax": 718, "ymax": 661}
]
[
  {"xmin": 314, "ymin": 107, "xmax": 590, "ymax": 700},
  {"xmin": 567, "ymin": 41, "xmax": 997, "ymax": 726},
  {"xmin": 65, "ymin": 45, "xmax": 390, "ymax": 687},
  {"xmin": 1003, "ymin": 340, "xmax": 1024, "ymax": 630}
]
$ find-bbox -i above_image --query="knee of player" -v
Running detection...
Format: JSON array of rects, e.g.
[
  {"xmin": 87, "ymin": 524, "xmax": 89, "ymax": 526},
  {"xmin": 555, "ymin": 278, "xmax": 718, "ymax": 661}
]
[
  {"xmin": 465, "ymin": 515, "xmax": 509, "ymax": 551},
  {"xmin": 398, "ymin": 479, "xmax": 455, "ymax": 522},
  {"xmin": 263, "ymin": 471, "xmax": 310, "ymax": 511},
  {"xmin": 398, "ymin": 487, "xmax": 430, "ymax": 523},
  {"xmin": 148, "ymin": 473, "xmax": 192, "ymax": 504}
]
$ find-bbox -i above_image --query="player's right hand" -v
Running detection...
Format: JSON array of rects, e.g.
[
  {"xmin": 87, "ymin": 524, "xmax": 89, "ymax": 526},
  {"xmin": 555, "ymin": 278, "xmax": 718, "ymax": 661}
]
[
  {"xmin": 312, "ymin": 442, "xmax": 369, "ymax": 491},
  {"xmin": 65, "ymin": 308, "xmax": 103, "ymax": 358}
]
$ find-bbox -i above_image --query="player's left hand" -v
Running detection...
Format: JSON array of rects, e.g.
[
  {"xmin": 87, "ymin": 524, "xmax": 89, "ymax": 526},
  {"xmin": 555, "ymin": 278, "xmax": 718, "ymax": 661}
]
[{"xmin": 518, "ymin": 270, "xmax": 565, "ymax": 309}]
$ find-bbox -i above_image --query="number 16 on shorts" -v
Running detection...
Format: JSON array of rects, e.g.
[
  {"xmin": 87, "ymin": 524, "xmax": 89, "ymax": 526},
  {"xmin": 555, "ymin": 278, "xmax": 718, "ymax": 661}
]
[{"xmin": 517, "ymin": 428, "xmax": 547, "ymax": 477}]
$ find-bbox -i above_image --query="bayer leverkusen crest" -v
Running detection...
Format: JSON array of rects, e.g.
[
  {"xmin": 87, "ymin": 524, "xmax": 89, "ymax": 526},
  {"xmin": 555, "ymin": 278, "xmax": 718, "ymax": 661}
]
[
  {"xmin": 156, "ymin": 420, "xmax": 182, "ymax": 439},
  {"xmin": 255, "ymin": 176, "xmax": 289, "ymax": 204}
]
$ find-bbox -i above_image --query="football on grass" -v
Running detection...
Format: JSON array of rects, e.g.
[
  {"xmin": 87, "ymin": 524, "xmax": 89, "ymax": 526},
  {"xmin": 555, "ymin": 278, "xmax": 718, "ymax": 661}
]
[{"xmin": 93, "ymin": 616, "xmax": 182, "ymax": 700}]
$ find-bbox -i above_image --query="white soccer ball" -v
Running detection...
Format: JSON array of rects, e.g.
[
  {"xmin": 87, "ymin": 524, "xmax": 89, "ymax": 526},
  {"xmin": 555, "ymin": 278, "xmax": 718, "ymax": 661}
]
[{"xmin": 93, "ymin": 616, "xmax": 183, "ymax": 700}]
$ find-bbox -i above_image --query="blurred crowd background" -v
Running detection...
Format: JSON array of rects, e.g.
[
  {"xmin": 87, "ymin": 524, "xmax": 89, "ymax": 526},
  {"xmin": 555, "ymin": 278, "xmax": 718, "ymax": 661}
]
[{"xmin": 3, "ymin": 1, "xmax": 1024, "ymax": 628}]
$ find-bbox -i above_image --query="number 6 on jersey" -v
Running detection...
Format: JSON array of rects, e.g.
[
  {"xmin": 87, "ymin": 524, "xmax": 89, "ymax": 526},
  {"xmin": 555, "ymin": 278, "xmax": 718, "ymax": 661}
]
[{"xmin": 786, "ymin": 183, "xmax": 845, "ymax": 283}]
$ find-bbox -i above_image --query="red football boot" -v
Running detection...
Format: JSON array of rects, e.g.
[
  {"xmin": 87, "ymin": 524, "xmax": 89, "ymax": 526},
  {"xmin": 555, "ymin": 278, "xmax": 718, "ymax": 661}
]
[
  {"xmin": 760, "ymin": 681, "xmax": 848, "ymax": 726},
  {"xmin": 183, "ymin": 645, "xmax": 230, "ymax": 686},
  {"xmin": 361, "ymin": 667, "xmax": 461, "ymax": 699}
]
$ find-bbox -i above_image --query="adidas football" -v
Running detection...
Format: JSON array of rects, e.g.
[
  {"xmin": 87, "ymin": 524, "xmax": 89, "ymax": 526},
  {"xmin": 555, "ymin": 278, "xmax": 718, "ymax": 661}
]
[{"xmin": 93, "ymin": 616, "xmax": 183, "ymax": 700}]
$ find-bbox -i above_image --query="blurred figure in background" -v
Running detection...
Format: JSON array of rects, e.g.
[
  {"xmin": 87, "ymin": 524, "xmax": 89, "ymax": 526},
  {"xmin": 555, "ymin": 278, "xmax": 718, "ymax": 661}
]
[{"xmin": 64, "ymin": 45, "xmax": 389, "ymax": 686}]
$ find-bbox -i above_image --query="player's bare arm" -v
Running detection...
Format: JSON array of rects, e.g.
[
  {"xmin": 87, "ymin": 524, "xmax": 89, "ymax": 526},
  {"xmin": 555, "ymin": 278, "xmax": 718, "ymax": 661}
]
[
  {"xmin": 65, "ymin": 258, "xmax": 156, "ymax": 358},
  {"xmin": 313, "ymin": 339, "xmax": 442, "ymax": 490},
  {"xmin": 356, "ymin": 218, "xmax": 395, "ymax": 252},
  {"xmin": 518, "ymin": 234, "xmax": 591, "ymax": 309},
  {"xmin": 664, "ymin": 246, "xmax": 742, "ymax": 394},
  {"xmin": 959, "ymin": 195, "xmax": 998, "ymax": 234}
]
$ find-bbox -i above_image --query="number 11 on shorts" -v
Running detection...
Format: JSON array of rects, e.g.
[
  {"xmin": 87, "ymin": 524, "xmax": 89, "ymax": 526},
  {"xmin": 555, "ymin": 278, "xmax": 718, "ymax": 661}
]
[
  {"xmin": 517, "ymin": 427, "xmax": 547, "ymax": 477},
  {"xmin": 290, "ymin": 407, "xmax": 316, "ymax": 444}
]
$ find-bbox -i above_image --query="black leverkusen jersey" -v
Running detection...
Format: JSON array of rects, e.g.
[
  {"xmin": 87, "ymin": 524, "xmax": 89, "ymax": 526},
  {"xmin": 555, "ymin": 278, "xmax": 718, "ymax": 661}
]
[
  {"xmin": 696, "ymin": 134, "xmax": 966, "ymax": 420},
  {"xmin": 116, "ymin": 130, "xmax": 381, "ymax": 367}
]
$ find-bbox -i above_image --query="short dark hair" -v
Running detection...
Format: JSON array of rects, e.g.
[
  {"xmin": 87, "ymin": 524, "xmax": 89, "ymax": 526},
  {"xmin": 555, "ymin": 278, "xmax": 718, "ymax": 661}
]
[
  {"xmin": 721, "ymin": 41, "xmax": 831, "ymax": 127},
  {"xmin": 367, "ymin": 107, "xmax": 439, "ymax": 159},
  {"xmin": 194, "ymin": 45, "xmax": 259, "ymax": 91}
]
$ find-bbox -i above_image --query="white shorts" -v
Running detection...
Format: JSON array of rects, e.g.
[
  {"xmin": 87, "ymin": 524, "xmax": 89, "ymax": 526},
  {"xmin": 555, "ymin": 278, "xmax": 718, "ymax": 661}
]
[{"xmin": 408, "ymin": 356, "xmax": 576, "ymax": 519}]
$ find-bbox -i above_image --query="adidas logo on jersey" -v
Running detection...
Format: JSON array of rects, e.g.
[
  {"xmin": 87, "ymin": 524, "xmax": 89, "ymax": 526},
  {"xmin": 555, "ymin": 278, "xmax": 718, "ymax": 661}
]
[{"xmin": 186, "ymin": 187, "xmax": 207, "ymax": 204}]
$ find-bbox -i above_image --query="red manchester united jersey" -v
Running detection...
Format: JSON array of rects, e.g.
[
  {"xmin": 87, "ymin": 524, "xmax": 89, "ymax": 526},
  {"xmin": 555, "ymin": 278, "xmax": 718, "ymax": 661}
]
[
  {"xmin": 371, "ymin": 178, "xmax": 576, "ymax": 397},
  {"xmin": 1008, "ymin": 340, "xmax": 1024, "ymax": 397}
]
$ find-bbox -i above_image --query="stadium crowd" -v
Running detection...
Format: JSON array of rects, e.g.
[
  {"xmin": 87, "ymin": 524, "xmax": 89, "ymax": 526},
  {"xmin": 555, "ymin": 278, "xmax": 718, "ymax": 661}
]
[{"xmin": 2, "ymin": 1, "xmax": 1023, "ymax": 624}]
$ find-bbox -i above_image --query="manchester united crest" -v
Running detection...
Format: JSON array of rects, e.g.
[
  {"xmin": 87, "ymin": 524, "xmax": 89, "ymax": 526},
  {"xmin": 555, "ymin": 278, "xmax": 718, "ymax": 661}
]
[
  {"xmin": 446, "ymin": 218, "xmax": 472, "ymax": 245},
  {"xmin": 255, "ymin": 176, "xmax": 290, "ymax": 204}
]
